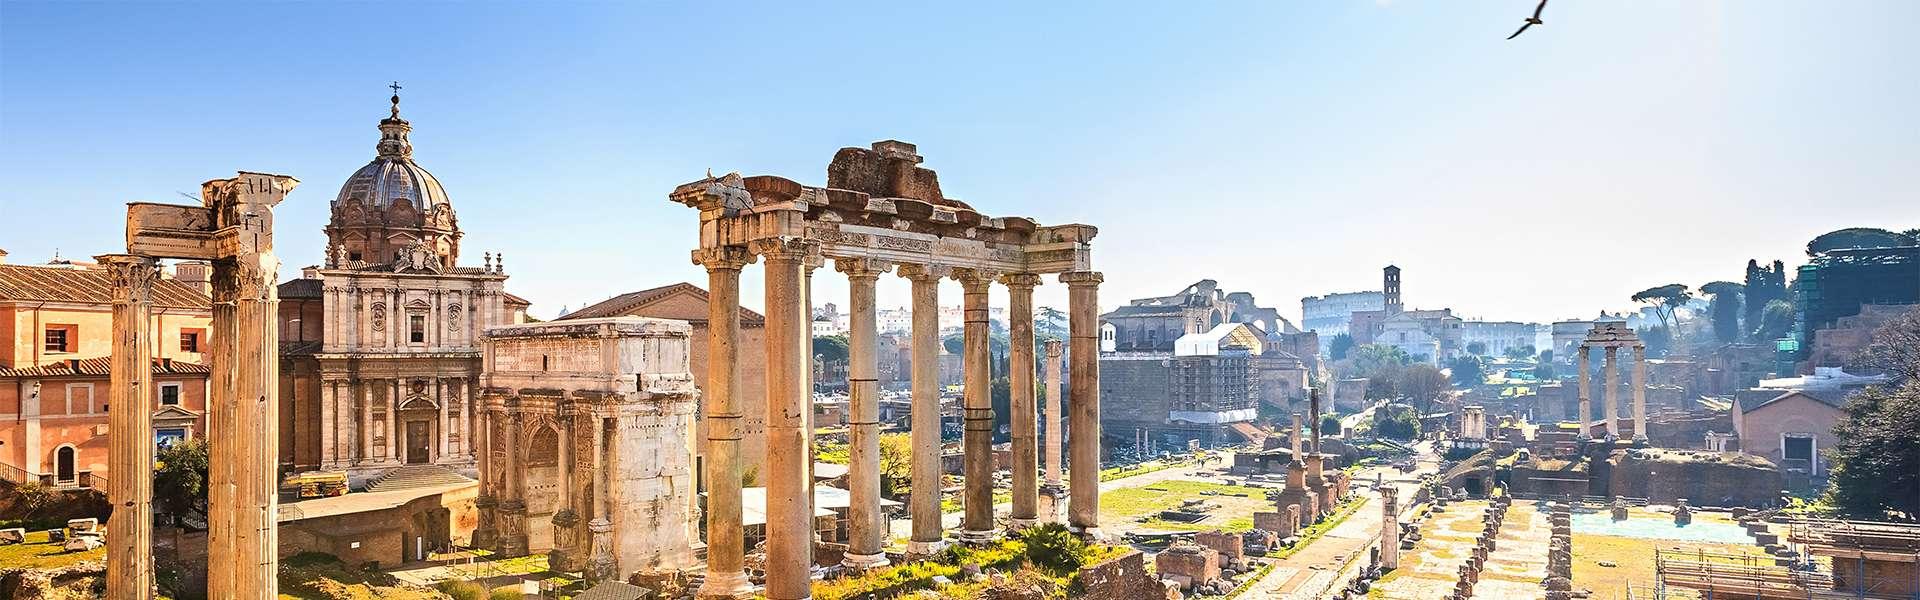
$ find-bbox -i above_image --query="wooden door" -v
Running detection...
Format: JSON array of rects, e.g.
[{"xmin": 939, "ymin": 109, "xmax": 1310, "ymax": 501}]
[{"xmin": 406, "ymin": 420, "xmax": 430, "ymax": 464}]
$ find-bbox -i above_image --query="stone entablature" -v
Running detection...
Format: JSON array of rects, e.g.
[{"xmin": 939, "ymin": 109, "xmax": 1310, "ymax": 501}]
[{"xmin": 475, "ymin": 317, "xmax": 700, "ymax": 582}]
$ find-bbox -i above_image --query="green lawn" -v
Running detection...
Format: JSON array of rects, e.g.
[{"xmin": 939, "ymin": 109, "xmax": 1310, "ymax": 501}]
[
  {"xmin": 0, "ymin": 529, "xmax": 104, "ymax": 570},
  {"xmin": 1100, "ymin": 480, "xmax": 1269, "ymax": 522}
]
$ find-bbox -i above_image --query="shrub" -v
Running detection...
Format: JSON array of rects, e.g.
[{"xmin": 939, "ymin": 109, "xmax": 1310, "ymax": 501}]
[
  {"xmin": 490, "ymin": 587, "xmax": 523, "ymax": 600},
  {"xmin": 436, "ymin": 580, "xmax": 487, "ymax": 600},
  {"xmin": 1020, "ymin": 523, "xmax": 1088, "ymax": 575}
]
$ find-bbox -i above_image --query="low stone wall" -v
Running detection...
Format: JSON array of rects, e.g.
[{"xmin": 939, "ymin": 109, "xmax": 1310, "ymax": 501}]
[
  {"xmin": 0, "ymin": 560, "xmax": 103, "ymax": 600},
  {"xmin": 1073, "ymin": 550, "xmax": 1173, "ymax": 600}
]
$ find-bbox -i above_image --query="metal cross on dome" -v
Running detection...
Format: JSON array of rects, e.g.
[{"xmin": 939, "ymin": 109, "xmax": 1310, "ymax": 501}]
[{"xmin": 389, "ymin": 81, "xmax": 402, "ymax": 95}]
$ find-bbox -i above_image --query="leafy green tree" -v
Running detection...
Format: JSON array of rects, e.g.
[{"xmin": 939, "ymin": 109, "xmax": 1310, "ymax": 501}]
[
  {"xmin": 879, "ymin": 433, "xmax": 914, "ymax": 498},
  {"xmin": 1822, "ymin": 379, "xmax": 1920, "ymax": 520},
  {"xmin": 1328, "ymin": 333, "xmax": 1355, "ymax": 361},
  {"xmin": 11, "ymin": 480, "xmax": 56, "ymax": 522},
  {"xmin": 1631, "ymin": 284, "xmax": 1693, "ymax": 332},
  {"xmin": 1642, "ymin": 325, "xmax": 1673, "ymax": 357},
  {"xmin": 1753, "ymin": 298, "xmax": 1795, "ymax": 341},
  {"xmin": 1373, "ymin": 404, "xmax": 1420, "ymax": 440},
  {"xmin": 155, "ymin": 438, "xmax": 209, "ymax": 527},
  {"xmin": 1502, "ymin": 345, "xmax": 1537, "ymax": 360},
  {"xmin": 1320, "ymin": 415, "xmax": 1342, "ymax": 437},
  {"xmin": 990, "ymin": 376, "xmax": 1012, "ymax": 443},
  {"xmin": 1449, "ymin": 355, "xmax": 1487, "ymax": 387},
  {"xmin": 1533, "ymin": 361, "xmax": 1558, "ymax": 380},
  {"xmin": 812, "ymin": 335, "xmax": 849, "ymax": 363},
  {"xmin": 1701, "ymin": 281, "xmax": 1746, "ymax": 344},
  {"xmin": 1465, "ymin": 341, "xmax": 1488, "ymax": 356},
  {"xmin": 1806, "ymin": 227, "xmax": 1919, "ymax": 255},
  {"xmin": 1020, "ymin": 522, "xmax": 1089, "ymax": 575}
]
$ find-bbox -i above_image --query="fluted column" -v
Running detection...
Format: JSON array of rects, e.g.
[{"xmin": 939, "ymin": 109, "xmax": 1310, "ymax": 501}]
[
  {"xmin": 586, "ymin": 414, "xmax": 616, "ymax": 582},
  {"xmin": 754, "ymin": 238, "xmax": 815, "ymax": 600},
  {"xmin": 101, "ymin": 254, "xmax": 157, "ymax": 600},
  {"xmin": 695, "ymin": 247, "xmax": 754, "ymax": 598},
  {"xmin": 954, "ymin": 268, "xmax": 999, "ymax": 545},
  {"xmin": 550, "ymin": 410, "xmax": 581, "ymax": 572},
  {"xmin": 900, "ymin": 265, "xmax": 947, "ymax": 555},
  {"xmin": 320, "ymin": 380, "xmax": 338, "ymax": 469},
  {"xmin": 359, "ymin": 382, "xmax": 373, "ymax": 463},
  {"xmin": 1576, "ymin": 345, "xmax": 1591, "ymax": 440},
  {"xmin": 1604, "ymin": 346, "xmax": 1620, "ymax": 439},
  {"xmin": 1002, "ymin": 273, "xmax": 1041, "ymax": 530},
  {"xmin": 205, "ymin": 172, "xmax": 292, "ymax": 600},
  {"xmin": 839, "ymin": 258, "xmax": 891, "ymax": 568},
  {"xmin": 1061, "ymin": 271, "xmax": 1104, "ymax": 538},
  {"xmin": 1632, "ymin": 344, "xmax": 1648, "ymax": 443}
]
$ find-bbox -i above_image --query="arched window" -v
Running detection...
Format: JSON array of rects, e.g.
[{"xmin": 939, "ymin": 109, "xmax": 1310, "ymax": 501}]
[{"xmin": 55, "ymin": 446, "xmax": 76, "ymax": 483}]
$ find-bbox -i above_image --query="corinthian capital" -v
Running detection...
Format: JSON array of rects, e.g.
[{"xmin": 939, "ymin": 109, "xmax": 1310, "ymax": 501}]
[
  {"xmin": 96, "ymin": 254, "xmax": 159, "ymax": 304},
  {"xmin": 895, "ymin": 264, "xmax": 951, "ymax": 282},
  {"xmin": 833, "ymin": 257, "xmax": 893, "ymax": 280},
  {"xmin": 749, "ymin": 237, "xmax": 817, "ymax": 262},
  {"xmin": 1058, "ymin": 271, "xmax": 1104, "ymax": 287},
  {"xmin": 951, "ymin": 268, "xmax": 1002, "ymax": 292},
  {"xmin": 999, "ymin": 273, "xmax": 1043, "ymax": 290},
  {"xmin": 691, "ymin": 246, "xmax": 755, "ymax": 271}
]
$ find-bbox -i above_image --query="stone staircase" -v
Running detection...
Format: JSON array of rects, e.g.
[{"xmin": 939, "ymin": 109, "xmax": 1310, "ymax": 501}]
[{"xmin": 364, "ymin": 465, "xmax": 474, "ymax": 494}]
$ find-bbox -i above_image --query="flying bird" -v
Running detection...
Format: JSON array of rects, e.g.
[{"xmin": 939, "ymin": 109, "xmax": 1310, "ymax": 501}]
[{"xmin": 1507, "ymin": 0, "xmax": 1548, "ymax": 40}]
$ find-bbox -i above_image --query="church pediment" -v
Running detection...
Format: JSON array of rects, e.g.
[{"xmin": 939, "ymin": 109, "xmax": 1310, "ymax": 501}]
[{"xmin": 152, "ymin": 405, "xmax": 201, "ymax": 420}]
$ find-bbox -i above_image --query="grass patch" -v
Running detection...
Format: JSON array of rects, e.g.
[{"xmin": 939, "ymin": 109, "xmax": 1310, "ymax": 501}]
[
  {"xmin": 0, "ymin": 529, "xmax": 105, "ymax": 570},
  {"xmin": 1270, "ymin": 496, "xmax": 1365, "ymax": 560},
  {"xmin": 1100, "ymin": 480, "xmax": 1266, "ymax": 521},
  {"xmin": 1099, "ymin": 459, "xmax": 1187, "ymax": 482},
  {"xmin": 277, "ymin": 552, "xmax": 441, "ymax": 600}
]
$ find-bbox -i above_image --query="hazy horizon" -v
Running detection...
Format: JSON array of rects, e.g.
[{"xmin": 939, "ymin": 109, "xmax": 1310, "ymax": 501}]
[{"xmin": 3, "ymin": 1, "xmax": 1914, "ymax": 325}]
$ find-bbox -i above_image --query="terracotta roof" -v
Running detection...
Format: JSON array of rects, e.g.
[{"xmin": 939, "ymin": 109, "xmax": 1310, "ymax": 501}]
[
  {"xmin": 0, "ymin": 357, "xmax": 210, "ymax": 378},
  {"xmin": 502, "ymin": 291, "xmax": 531, "ymax": 307},
  {"xmin": 0, "ymin": 264, "xmax": 210, "ymax": 310},
  {"xmin": 560, "ymin": 282, "xmax": 765, "ymax": 325},
  {"xmin": 278, "ymin": 278, "xmax": 324, "ymax": 299}
]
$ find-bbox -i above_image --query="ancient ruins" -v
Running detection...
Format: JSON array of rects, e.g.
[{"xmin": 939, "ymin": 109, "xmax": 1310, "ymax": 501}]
[
  {"xmin": 669, "ymin": 140, "xmax": 1104, "ymax": 599},
  {"xmin": 1576, "ymin": 322, "xmax": 1648, "ymax": 442},
  {"xmin": 473, "ymin": 317, "xmax": 701, "ymax": 581},
  {"xmin": 107, "ymin": 172, "xmax": 300, "ymax": 599}
]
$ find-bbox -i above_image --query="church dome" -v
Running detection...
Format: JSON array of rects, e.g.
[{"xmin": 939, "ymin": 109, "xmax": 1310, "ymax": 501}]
[
  {"xmin": 333, "ymin": 92, "xmax": 448, "ymax": 211},
  {"xmin": 335, "ymin": 154, "xmax": 449, "ymax": 210}
]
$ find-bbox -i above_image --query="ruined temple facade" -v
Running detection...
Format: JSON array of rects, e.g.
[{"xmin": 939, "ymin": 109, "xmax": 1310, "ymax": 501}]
[{"xmin": 277, "ymin": 94, "xmax": 529, "ymax": 479}]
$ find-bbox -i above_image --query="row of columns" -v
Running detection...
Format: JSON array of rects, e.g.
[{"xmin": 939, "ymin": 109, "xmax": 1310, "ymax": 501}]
[
  {"xmin": 1574, "ymin": 344, "xmax": 1648, "ymax": 442},
  {"xmin": 317, "ymin": 376, "xmax": 474, "ymax": 469},
  {"xmin": 693, "ymin": 239, "xmax": 1103, "ymax": 600}
]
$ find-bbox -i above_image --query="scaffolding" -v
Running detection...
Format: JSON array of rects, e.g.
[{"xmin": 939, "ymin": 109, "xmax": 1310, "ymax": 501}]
[{"xmin": 1648, "ymin": 518, "xmax": 1920, "ymax": 600}]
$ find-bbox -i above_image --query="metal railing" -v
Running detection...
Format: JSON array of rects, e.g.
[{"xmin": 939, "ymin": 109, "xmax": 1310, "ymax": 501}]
[{"xmin": 0, "ymin": 461, "xmax": 32, "ymax": 485}]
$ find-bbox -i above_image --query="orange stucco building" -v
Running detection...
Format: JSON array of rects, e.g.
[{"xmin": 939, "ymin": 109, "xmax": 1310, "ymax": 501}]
[{"xmin": 0, "ymin": 255, "xmax": 215, "ymax": 487}]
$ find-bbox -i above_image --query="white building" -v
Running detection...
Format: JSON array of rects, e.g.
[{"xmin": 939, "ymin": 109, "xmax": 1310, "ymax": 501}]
[{"xmin": 1300, "ymin": 291, "xmax": 1384, "ymax": 343}]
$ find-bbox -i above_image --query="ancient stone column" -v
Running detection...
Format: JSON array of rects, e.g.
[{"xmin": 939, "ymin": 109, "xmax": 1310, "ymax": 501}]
[
  {"xmin": 1380, "ymin": 485, "xmax": 1400, "ymax": 570},
  {"xmin": 695, "ymin": 247, "xmax": 755, "ymax": 598},
  {"xmin": 1061, "ymin": 271, "xmax": 1104, "ymax": 538},
  {"xmin": 1003, "ymin": 273, "xmax": 1041, "ymax": 531},
  {"xmin": 101, "ymin": 254, "xmax": 157, "ymax": 600},
  {"xmin": 1044, "ymin": 339, "xmax": 1064, "ymax": 490},
  {"xmin": 473, "ymin": 407, "xmax": 498, "ymax": 550},
  {"xmin": 1290, "ymin": 413, "xmax": 1303, "ymax": 457},
  {"xmin": 500, "ymin": 411, "xmax": 529, "ymax": 557},
  {"xmin": 358, "ymin": 382, "xmax": 373, "ymax": 463},
  {"xmin": 1576, "ymin": 345, "xmax": 1591, "ymax": 440},
  {"xmin": 551, "ymin": 410, "xmax": 580, "ymax": 572},
  {"xmin": 1632, "ymin": 344, "xmax": 1648, "ymax": 443},
  {"xmin": 754, "ymin": 238, "xmax": 814, "ymax": 600},
  {"xmin": 204, "ymin": 173, "xmax": 292, "ymax": 600},
  {"xmin": 900, "ymin": 265, "xmax": 947, "ymax": 555},
  {"xmin": 587, "ymin": 415, "xmax": 616, "ymax": 582},
  {"xmin": 320, "ymin": 379, "xmax": 336, "ymax": 470},
  {"xmin": 1604, "ymin": 346, "xmax": 1620, "ymax": 439},
  {"xmin": 954, "ymin": 268, "xmax": 998, "ymax": 545},
  {"xmin": 839, "ymin": 258, "xmax": 891, "ymax": 569}
]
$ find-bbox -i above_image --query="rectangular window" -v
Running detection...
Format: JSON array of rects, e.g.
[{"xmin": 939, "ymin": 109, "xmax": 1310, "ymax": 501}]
[
  {"xmin": 44, "ymin": 327, "xmax": 70, "ymax": 353},
  {"xmin": 1783, "ymin": 435, "xmax": 1815, "ymax": 462},
  {"xmin": 179, "ymin": 331, "xmax": 200, "ymax": 353},
  {"xmin": 410, "ymin": 315, "xmax": 426, "ymax": 343},
  {"xmin": 160, "ymin": 383, "xmax": 181, "ymax": 406}
]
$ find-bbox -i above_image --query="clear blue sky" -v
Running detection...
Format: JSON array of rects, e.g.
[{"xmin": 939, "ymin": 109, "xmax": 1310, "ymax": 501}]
[{"xmin": 3, "ymin": 1, "xmax": 1914, "ymax": 324}]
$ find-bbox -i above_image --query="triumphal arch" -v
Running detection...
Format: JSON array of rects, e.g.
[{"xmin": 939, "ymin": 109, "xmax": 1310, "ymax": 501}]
[
  {"xmin": 671, "ymin": 141, "xmax": 1104, "ymax": 600},
  {"xmin": 105, "ymin": 171, "xmax": 298, "ymax": 599}
]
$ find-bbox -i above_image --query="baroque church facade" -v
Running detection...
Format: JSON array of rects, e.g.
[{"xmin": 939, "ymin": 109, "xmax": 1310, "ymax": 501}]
[{"xmin": 277, "ymin": 93, "xmax": 529, "ymax": 481}]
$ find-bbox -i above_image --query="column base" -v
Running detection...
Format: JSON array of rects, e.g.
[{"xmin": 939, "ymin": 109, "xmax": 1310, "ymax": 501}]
[
  {"xmin": 696, "ymin": 570, "xmax": 756, "ymax": 600},
  {"xmin": 906, "ymin": 539, "xmax": 948, "ymax": 557},
  {"xmin": 1632, "ymin": 435, "xmax": 1649, "ymax": 446},
  {"xmin": 955, "ymin": 528, "xmax": 997, "ymax": 546},
  {"xmin": 841, "ymin": 551, "xmax": 890, "ymax": 570},
  {"xmin": 1006, "ymin": 517, "xmax": 1038, "ymax": 532},
  {"xmin": 1068, "ymin": 525, "xmax": 1105, "ymax": 543}
]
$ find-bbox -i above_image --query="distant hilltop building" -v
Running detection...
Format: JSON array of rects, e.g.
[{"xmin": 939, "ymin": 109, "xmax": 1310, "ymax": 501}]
[
  {"xmin": 1347, "ymin": 265, "xmax": 1462, "ymax": 364},
  {"xmin": 1099, "ymin": 280, "xmax": 1317, "ymax": 449},
  {"xmin": 1300, "ymin": 291, "xmax": 1384, "ymax": 345}
]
